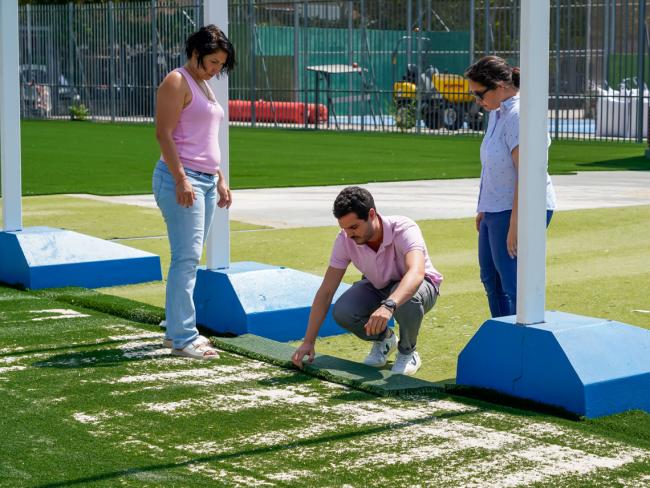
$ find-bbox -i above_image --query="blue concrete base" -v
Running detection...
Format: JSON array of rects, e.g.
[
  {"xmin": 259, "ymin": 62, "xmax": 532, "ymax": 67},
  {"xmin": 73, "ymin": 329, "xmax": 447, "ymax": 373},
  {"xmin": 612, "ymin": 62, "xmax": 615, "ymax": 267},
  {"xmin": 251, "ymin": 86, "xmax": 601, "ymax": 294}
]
[
  {"xmin": 456, "ymin": 311, "xmax": 650, "ymax": 418},
  {"xmin": 0, "ymin": 227, "xmax": 162, "ymax": 290},
  {"xmin": 194, "ymin": 261, "xmax": 355, "ymax": 341}
]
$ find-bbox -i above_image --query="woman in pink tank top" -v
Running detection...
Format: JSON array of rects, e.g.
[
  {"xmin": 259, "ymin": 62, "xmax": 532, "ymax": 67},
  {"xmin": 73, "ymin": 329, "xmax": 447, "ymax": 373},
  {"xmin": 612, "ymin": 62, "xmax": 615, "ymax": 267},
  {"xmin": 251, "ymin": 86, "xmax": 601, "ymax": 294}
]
[{"xmin": 153, "ymin": 25, "xmax": 235, "ymax": 359}]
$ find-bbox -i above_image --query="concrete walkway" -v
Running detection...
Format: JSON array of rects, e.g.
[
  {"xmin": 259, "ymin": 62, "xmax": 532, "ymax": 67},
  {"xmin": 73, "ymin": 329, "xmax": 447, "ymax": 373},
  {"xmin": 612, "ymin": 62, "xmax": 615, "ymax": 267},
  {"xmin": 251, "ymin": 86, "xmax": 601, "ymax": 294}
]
[{"xmin": 72, "ymin": 170, "xmax": 650, "ymax": 228}]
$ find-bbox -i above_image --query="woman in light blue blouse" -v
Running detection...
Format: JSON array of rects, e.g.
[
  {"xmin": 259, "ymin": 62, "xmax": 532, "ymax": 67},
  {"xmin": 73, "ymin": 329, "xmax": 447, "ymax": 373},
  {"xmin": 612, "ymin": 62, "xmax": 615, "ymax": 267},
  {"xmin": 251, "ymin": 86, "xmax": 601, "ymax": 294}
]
[{"xmin": 465, "ymin": 56, "xmax": 556, "ymax": 318}]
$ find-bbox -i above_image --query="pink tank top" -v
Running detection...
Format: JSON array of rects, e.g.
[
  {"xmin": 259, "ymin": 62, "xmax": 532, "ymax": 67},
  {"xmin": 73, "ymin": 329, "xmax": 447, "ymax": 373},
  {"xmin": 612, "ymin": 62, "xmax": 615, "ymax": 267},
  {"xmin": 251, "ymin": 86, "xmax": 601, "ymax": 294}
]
[{"xmin": 164, "ymin": 67, "xmax": 224, "ymax": 174}]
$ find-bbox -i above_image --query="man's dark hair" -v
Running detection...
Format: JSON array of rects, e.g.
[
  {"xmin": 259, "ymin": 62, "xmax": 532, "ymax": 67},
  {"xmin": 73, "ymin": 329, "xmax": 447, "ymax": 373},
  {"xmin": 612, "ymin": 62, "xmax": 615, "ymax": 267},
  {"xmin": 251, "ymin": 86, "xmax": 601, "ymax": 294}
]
[
  {"xmin": 185, "ymin": 24, "xmax": 236, "ymax": 76},
  {"xmin": 333, "ymin": 186, "xmax": 376, "ymax": 220}
]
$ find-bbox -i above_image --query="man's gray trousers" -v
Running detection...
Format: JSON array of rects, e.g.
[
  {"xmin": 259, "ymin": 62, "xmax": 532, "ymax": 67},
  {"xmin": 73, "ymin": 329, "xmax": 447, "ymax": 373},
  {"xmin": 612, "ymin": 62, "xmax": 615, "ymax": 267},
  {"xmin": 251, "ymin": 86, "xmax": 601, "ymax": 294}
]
[{"xmin": 332, "ymin": 278, "xmax": 438, "ymax": 354}]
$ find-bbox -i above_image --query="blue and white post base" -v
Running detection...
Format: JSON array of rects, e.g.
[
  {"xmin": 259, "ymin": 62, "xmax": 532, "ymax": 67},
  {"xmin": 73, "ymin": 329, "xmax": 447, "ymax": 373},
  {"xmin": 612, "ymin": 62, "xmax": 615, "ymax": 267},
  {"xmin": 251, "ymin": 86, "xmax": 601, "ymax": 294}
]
[{"xmin": 456, "ymin": 312, "xmax": 650, "ymax": 418}]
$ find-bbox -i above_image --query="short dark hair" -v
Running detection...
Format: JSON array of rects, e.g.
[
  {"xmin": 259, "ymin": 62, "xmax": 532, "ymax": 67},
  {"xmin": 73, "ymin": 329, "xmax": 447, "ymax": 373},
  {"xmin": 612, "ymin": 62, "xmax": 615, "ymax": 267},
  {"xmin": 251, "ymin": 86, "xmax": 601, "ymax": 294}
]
[
  {"xmin": 333, "ymin": 186, "xmax": 376, "ymax": 220},
  {"xmin": 465, "ymin": 55, "xmax": 520, "ymax": 89},
  {"xmin": 185, "ymin": 24, "xmax": 236, "ymax": 76}
]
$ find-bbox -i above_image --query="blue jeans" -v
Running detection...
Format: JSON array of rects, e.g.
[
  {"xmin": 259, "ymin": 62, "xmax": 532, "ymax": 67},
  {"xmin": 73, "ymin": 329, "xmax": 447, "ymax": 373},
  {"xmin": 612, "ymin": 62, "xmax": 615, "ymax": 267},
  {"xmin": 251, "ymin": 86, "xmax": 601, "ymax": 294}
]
[
  {"xmin": 152, "ymin": 161, "xmax": 217, "ymax": 349},
  {"xmin": 478, "ymin": 209, "xmax": 553, "ymax": 318}
]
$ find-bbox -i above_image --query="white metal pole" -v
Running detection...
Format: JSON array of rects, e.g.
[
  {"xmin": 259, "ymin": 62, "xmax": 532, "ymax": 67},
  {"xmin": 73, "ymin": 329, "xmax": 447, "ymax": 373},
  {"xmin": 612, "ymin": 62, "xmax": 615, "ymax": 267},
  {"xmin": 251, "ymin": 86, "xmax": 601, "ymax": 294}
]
[
  {"xmin": 517, "ymin": 0, "xmax": 551, "ymax": 325},
  {"xmin": 204, "ymin": 0, "xmax": 230, "ymax": 269},
  {"xmin": 0, "ymin": 0, "xmax": 23, "ymax": 232}
]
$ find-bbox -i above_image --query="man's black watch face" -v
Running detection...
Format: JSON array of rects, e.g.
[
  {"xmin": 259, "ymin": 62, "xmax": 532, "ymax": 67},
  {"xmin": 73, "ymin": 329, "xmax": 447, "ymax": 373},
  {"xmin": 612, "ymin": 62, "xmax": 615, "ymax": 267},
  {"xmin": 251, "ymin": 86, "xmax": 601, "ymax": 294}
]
[{"xmin": 381, "ymin": 299, "xmax": 397, "ymax": 312}]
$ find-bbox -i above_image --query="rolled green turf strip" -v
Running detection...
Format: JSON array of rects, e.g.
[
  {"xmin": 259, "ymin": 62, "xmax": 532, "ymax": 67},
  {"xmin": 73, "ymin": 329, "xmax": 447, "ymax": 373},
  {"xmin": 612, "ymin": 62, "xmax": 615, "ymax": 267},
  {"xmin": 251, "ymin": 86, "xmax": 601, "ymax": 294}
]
[
  {"xmin": 29, "ymin": 287, "xmax": 448, "ymax": 396},
  {"xmin": 212, "ymin": 334, "xmax": 450, "ymax": 397}
]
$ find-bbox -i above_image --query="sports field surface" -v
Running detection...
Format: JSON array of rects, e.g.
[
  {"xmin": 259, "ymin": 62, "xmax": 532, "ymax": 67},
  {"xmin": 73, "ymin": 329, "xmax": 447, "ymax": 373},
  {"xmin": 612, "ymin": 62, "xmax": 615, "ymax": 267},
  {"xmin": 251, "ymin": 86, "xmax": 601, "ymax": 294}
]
[
  {"xmin": 1, "ymin": 285, "xmax": 649, "ymax": 487},
  {"xmin": 2, "ymin": 195, "xmax": 649, "ymax": 382},
  {"xmin": 2, "ymin": 123, "xmax": 649, "ymax": 485},
  {"xmin": 16, "ymin": 120, "xmax": 650, "ymax": 195}
]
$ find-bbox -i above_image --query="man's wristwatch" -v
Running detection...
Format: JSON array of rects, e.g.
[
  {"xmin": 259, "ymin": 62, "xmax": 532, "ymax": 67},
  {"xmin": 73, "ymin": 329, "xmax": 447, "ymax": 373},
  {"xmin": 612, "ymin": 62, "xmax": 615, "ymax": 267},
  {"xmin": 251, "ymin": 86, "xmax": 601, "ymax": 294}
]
[{"xmin": 380, "ymin": 298, "xmax": 397, "ymax": 313}]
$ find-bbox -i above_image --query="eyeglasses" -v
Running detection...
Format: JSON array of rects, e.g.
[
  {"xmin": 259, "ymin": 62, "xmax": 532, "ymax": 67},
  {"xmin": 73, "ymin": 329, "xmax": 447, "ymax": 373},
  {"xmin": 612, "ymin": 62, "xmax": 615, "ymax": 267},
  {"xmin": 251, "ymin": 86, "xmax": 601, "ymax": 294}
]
[{"xmin": 471, "ymin": 87, "xmax": 492, "ymax": 100}]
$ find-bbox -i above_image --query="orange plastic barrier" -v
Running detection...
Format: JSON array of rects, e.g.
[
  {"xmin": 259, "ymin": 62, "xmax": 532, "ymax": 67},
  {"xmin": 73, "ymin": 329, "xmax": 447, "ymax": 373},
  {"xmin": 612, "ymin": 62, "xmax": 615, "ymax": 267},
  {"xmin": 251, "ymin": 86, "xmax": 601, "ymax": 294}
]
[
  {"xmin": 228, "ymin": 100, "xmax": 327, "ymax": 124},
  {"xmin": 307, "ymin": 103, "xmax": 328, "ymax": 124}
]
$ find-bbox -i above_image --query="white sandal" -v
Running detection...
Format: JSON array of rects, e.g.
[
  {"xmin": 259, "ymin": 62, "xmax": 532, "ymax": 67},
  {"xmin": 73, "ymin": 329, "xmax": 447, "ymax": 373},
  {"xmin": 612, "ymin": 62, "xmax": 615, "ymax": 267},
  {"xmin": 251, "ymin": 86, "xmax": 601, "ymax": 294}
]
[
  {"xmin": 163, "ymin": 335, "xmax": 209, "ymax": 349},
  {"xmin": 171, "ymin": 336, "xmax": 219, "ymax": 359}
]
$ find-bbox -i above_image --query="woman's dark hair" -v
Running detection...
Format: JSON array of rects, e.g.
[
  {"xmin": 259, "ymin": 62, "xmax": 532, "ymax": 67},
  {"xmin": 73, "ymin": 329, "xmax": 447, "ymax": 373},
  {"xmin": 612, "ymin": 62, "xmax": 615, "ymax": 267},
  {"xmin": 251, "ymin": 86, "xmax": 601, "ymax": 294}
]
[
  {"xmin": 464, "ymin": 55, "xmax": 519, "ymax": 89},
  {"xmin": 185, "ymin": 24, "xmax": 236, "ymax": 75},
  {"xmin": 333, "ymin": 186, "xmax": 376, "ymax": 220}
]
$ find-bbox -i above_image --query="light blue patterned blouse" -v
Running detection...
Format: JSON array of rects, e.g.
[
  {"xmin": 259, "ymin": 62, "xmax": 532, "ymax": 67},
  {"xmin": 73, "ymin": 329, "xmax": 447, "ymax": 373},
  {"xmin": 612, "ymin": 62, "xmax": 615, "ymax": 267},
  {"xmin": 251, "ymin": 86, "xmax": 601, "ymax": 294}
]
[{"xmin": 477, "ymin": 95, "xmax": 556, "ymax": 213}]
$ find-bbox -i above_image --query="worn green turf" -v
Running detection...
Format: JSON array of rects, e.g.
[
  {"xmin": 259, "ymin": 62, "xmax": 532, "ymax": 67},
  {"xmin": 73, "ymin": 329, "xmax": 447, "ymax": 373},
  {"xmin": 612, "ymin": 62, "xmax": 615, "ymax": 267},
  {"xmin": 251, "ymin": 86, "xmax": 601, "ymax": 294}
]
[
  {"xmin": 1, "ymin": 285, "xmax": 649, "ymax": 486},
  {"xmin": 30, "ymin": 288, "xmax": 447, "ymax": 396},
  {"xmin": 10, "ymin": 120, "xmax": 650, "ymax": 195},
  {"xmin": 6, "ymin": 195, "xmax": 647, "ymax": 386},
  {"xmin": 213, "ymin": 334, "xmax": 447, "ymax": 396},
  {"xmin": 98, "ymin": 203, "xmax": 650, "ymax": 384},
  {"xmin": 35, "ymin": 287, "xmax": 165, "ymax": 326}
]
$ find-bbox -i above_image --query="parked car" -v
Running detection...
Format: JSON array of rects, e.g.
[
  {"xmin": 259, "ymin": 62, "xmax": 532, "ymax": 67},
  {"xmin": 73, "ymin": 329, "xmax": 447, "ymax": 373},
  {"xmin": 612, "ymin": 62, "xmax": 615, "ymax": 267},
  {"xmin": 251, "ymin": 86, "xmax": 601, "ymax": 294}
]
[{"xmin": 19, "ymin": 64, "xmax": 80, "ymax": 117}]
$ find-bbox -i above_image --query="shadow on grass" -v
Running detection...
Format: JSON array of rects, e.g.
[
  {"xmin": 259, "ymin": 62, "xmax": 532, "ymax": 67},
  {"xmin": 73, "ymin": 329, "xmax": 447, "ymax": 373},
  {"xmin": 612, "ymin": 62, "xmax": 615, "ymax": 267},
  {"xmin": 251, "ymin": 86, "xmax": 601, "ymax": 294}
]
[
  {"xmin": 575, "ymin": 156, "xmax": 650, "ymax": 171},
  {"xmin": 0, "ymin": 338, "xmax": 153, "ymax": 359},
  {"xmin": 445, "ymin": 384, "xmax": 581, "ymax": 421},
  {"xmin": 254, "ymin": 373, "xmax": 323, "ymax": 388},
  {"xmin": 32, "ymin": 342, "xmax": 166, "ymax": 369},
  {"xmin": 34, "ymin": 409, "xmax": 480, "ymax": 488}
]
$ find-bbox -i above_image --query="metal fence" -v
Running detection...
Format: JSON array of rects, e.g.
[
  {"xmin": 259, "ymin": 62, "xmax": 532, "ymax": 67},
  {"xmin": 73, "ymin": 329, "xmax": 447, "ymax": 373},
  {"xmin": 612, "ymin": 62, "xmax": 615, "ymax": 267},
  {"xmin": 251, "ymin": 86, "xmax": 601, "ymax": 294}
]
[
  {"xmin": 17, "ymin": 0, "xmax": 650, "ymax": 141},
  {"xmin": 19, "ymin": 0, "xmax": 203, "ymax": 123}
]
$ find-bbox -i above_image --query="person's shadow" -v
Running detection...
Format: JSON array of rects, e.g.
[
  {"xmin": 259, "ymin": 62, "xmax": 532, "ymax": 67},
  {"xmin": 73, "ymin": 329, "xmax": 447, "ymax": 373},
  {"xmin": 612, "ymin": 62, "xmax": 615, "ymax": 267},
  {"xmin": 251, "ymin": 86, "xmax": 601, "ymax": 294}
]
[{"xmin": 33, "ymin": 341, "xmax": 165, "ymax": 369}]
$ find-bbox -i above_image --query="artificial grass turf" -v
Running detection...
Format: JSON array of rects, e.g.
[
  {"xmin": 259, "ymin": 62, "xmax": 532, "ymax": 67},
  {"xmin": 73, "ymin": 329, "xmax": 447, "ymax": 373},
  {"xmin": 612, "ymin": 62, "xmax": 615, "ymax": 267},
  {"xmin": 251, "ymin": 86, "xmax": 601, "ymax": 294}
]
[
  {"xmin": 1, "ymin": 286, "xmax": 649, "ymax": 487},
  {"xmin": 9, "ymin": 194, "xmax": 647, "ymax": 384},
  {"xmin": 7, "ymin": 280, "xmax": 445, "ymax": 397},
  {"xmin": 30, "ymin": 285, "xmax": 448, "ymax": 397},
  {"xmin": 13, "ymin": 120, "xmax": 650, "ymax": 195},
  {"xmin": 2, "ymin": 194, "xmax": 648, "ymax": 421},
  {"xmin": 35, "ymin": 287, "xmax": 165, "ymax": 326},
  {"xmin": 109, "ymin": 204, "xmax": 650, "ymax": 383},
  {"xmin": 213, "ymin": 334, "xmax": 448, "ymax": 396},
  {"xmin": 26, "ymin": 288, "xmax": 603, "ymax": 410}
]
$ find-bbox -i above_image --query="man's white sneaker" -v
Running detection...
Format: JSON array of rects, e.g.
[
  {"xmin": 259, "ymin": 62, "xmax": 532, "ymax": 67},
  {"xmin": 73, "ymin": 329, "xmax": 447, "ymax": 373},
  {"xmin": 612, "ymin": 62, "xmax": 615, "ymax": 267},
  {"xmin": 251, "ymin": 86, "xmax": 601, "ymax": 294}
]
[
  {"xmin": 363, "ymin": 331, "xmax": 398, "ymax": 367},
  {"xmin": 391, "ymin": 351, "xmax": 422, "ymax": 376}
]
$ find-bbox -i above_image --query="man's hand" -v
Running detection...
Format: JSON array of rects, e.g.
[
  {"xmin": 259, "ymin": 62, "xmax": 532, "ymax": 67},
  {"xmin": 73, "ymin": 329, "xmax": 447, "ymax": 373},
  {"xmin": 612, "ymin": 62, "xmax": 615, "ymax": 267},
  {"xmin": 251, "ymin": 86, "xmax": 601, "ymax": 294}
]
[
  {"xmin": 291, "ymin": 341, "xmax": 315, "ymax": 369},
  {"xmin": 364, "ymin": 305, "xmax": 392, "ymax": 337}
]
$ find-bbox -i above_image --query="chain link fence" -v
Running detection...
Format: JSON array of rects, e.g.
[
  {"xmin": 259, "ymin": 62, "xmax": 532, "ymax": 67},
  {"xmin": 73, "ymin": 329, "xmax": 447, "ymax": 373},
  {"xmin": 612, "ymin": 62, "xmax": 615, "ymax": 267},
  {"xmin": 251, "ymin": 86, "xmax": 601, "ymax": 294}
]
[{"xmin": 17, "ymin": 0, "xmax": 650, "ymax": 141}]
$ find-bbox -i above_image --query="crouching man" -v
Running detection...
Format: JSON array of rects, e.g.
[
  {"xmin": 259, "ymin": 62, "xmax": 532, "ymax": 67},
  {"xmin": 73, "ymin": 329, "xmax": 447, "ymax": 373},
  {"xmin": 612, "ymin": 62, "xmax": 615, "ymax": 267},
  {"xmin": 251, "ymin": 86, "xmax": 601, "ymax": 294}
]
[{"xmin": 291, "ymin": 186, "xmax": 443, "ymax": 376}]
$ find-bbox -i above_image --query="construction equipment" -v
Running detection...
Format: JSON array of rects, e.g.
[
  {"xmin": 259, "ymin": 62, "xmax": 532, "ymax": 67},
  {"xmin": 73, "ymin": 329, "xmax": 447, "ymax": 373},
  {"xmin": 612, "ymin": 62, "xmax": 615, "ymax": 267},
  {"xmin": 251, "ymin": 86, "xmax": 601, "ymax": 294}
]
[
  {"xmin": 391, "ymin": 37, "xmax": 484, "ymax": 131},
  {"xmin": 393, "ymin": 63, "xmax": 484, "ymax": 131}
]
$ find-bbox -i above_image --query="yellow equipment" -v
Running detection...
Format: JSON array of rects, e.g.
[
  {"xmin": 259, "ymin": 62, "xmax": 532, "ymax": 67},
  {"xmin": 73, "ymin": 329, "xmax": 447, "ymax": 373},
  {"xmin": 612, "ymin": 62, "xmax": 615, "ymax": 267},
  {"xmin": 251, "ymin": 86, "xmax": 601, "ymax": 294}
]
[
  {"xmin": 432, "ymin": 73, "xmax": 475, "ymax": 104},
  {"xmin": 392, "ymin": 64, "xmax": 484, "ymax": 131}
]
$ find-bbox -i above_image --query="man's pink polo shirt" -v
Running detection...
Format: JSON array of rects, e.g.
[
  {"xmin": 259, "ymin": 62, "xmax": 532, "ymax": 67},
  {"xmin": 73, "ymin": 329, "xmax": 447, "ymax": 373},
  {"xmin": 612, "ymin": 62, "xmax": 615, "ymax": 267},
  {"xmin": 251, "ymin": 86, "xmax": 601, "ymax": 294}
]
[{"xmin": 329, "ymin": 214, "xmax": 443, "ymax": 291}]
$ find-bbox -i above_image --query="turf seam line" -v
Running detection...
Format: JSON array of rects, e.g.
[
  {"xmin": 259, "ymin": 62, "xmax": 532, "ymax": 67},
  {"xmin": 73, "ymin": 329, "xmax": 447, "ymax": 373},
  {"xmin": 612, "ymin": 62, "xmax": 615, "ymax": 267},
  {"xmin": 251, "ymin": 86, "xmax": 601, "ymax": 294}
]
[{"xmin": 211, "ymin": 335, "xmax": 447, "ymax": 398}]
